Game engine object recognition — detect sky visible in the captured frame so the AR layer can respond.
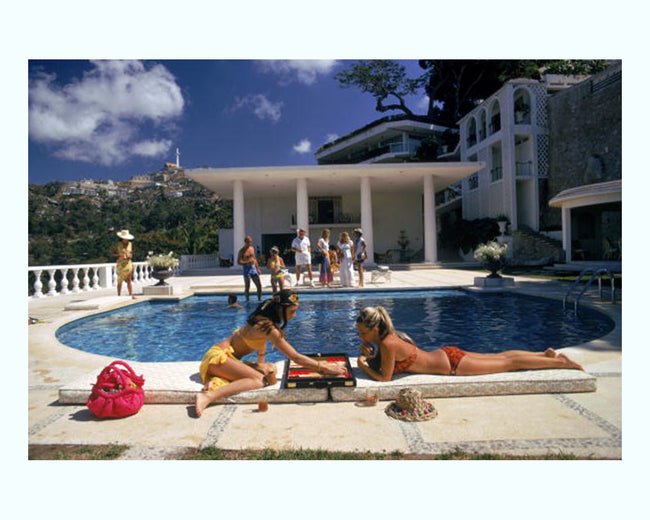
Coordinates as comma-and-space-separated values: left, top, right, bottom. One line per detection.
28, 59, 429, 184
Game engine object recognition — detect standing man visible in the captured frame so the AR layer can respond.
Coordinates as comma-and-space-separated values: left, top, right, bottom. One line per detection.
291, 228, 315, 287
237, 236, 262, 301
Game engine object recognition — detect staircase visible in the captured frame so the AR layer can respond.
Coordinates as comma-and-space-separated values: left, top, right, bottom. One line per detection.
511, 227, 563, 265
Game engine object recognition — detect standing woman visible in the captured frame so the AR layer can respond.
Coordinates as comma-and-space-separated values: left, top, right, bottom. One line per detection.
355, 306, 584, 382
352, 228, 367, 288
336, 231, 355, 287
317, 229, 333, 288
266, 246, 286, 294
195, 290, 346, 417
115, 229, 136, 299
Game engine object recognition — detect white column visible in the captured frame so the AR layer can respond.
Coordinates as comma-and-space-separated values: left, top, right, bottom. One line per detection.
233, 179, 245, 266
561, 206, 572, 262
360, 176, 374, 264
296, 178, 309, 232
423, 174, 438, 263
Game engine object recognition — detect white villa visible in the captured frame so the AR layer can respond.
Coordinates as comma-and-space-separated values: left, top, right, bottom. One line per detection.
186, 64, 621, 268
186, 162, 482, 265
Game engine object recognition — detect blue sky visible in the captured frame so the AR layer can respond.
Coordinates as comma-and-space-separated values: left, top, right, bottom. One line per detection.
28, 59, 429, 184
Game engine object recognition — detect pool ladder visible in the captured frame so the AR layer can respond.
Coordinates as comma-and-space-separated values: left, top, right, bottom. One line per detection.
563, 267, 616, 315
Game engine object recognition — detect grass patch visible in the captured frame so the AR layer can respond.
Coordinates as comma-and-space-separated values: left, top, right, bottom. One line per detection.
28, 444, 605, 460
28, 444, 128, 460
187, 447, 593, 461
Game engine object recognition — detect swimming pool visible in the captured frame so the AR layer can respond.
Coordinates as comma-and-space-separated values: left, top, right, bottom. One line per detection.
56, 290, 614, 363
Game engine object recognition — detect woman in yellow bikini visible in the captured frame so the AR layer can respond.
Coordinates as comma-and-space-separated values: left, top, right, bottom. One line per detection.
355, 306, 583, 382
266, 246, 286, 294
195, 289, 346, 417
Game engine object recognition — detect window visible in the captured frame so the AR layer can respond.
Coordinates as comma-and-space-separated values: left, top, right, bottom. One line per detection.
309, 196, 342, 224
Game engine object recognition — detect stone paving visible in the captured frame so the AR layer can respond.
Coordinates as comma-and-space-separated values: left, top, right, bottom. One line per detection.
27, 267, 622, 459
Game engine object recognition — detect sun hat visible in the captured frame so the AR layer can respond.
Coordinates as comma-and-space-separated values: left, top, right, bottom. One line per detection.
384, 388, 437, 422
116, 229, 134, 240
353, 228, 363, 234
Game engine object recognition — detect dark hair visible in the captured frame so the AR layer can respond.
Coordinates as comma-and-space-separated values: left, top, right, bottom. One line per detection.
247, 289, 298, 333
227, 294, 237, 304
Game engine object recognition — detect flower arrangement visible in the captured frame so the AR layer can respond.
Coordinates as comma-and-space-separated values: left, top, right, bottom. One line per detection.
474, 241, 508, 278
146, 251, 180, 270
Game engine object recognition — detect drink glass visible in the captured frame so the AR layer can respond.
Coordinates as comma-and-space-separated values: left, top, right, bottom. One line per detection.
365, 387, 379, 406
258, 399, 268, 412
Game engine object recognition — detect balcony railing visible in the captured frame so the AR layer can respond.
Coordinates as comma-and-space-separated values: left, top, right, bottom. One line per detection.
516, 161, 534, 176
28, 261, 155, 298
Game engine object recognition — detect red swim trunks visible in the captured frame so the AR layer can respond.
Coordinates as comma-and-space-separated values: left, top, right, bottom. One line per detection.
441, 346, 466, 375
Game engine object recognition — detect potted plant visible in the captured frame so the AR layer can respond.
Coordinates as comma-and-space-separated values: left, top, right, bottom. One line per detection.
474, 241, 508, 278
146, 251, 180, 286
495, 214, 510, 236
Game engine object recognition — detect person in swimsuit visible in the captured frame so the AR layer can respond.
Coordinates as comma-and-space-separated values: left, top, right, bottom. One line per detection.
355, 306, 584, 382
237, 236, 262, 301
115, 229, 136, 299
195, 289, 346, 417
266, 246, 286, 294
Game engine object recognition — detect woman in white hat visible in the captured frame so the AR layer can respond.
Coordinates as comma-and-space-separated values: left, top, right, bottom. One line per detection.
115, 229, 136, 299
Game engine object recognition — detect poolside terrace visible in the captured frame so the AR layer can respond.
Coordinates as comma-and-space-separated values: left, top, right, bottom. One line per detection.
27, 266, 621, 459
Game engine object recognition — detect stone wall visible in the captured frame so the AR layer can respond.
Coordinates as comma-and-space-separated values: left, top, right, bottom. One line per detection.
543, 63, 622, 229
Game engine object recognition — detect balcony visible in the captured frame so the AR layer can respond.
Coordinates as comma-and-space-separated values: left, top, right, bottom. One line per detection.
516, 161, 534, 177
491, 166, 503, 182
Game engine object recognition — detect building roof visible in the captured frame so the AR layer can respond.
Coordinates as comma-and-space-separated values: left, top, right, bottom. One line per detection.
186, 162, 483, 199
548, 179, 621, 209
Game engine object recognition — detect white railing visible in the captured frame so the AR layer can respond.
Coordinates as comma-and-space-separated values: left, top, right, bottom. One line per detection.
179, 254, 223, 271
28, 262, 155, 298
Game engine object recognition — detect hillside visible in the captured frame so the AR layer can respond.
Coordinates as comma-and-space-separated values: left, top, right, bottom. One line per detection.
28, 169, 232, 266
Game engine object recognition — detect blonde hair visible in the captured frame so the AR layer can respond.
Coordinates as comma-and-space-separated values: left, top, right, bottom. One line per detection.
356, 306, 415, 344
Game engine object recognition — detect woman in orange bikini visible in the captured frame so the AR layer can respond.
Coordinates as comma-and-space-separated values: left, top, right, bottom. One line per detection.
355, 306, 583, 382
195, 290, 346, 417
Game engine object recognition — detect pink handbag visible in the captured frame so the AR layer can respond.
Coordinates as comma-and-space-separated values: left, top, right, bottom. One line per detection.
86, 360, 145, 418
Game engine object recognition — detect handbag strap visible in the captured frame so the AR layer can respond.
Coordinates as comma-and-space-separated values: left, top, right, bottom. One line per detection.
98, 360, 144, 387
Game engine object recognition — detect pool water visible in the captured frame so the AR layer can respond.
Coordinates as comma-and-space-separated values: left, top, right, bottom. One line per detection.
56, 290, 614, 363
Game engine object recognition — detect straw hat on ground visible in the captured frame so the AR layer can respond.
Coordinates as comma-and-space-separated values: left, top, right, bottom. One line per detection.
384, 388, 437, 422
116, 229, 134, 240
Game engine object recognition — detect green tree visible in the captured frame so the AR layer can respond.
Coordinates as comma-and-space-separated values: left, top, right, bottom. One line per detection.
335, 59, 610, 127
334, 60, 428, 121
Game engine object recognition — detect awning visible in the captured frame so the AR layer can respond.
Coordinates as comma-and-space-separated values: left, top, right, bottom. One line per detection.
548, 179, 621, 209
186, 162, 484, 198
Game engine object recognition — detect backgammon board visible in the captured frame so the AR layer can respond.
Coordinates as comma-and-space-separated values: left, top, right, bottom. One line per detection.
282, 353, 356, 389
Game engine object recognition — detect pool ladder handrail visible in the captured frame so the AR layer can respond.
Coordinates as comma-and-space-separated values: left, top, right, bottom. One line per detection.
563, 267, 616, 314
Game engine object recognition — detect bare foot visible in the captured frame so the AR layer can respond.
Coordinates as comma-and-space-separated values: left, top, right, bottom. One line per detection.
195, 392, 211, 418
544, 348, 557, 358
558, 353, 584, 371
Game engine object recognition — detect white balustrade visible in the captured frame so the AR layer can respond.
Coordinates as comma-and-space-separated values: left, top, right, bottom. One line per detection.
179, 254, 222, 271
28, 262, 153, 298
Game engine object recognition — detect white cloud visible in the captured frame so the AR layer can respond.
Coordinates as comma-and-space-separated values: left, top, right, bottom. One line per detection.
28, 60, 184, 166
232, 94, 283, 123
258, 60, 340, 85
293, 139, 312, 154
416, 94, 430, 112
132, 139, 173, 157
325, 133, 339, 143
